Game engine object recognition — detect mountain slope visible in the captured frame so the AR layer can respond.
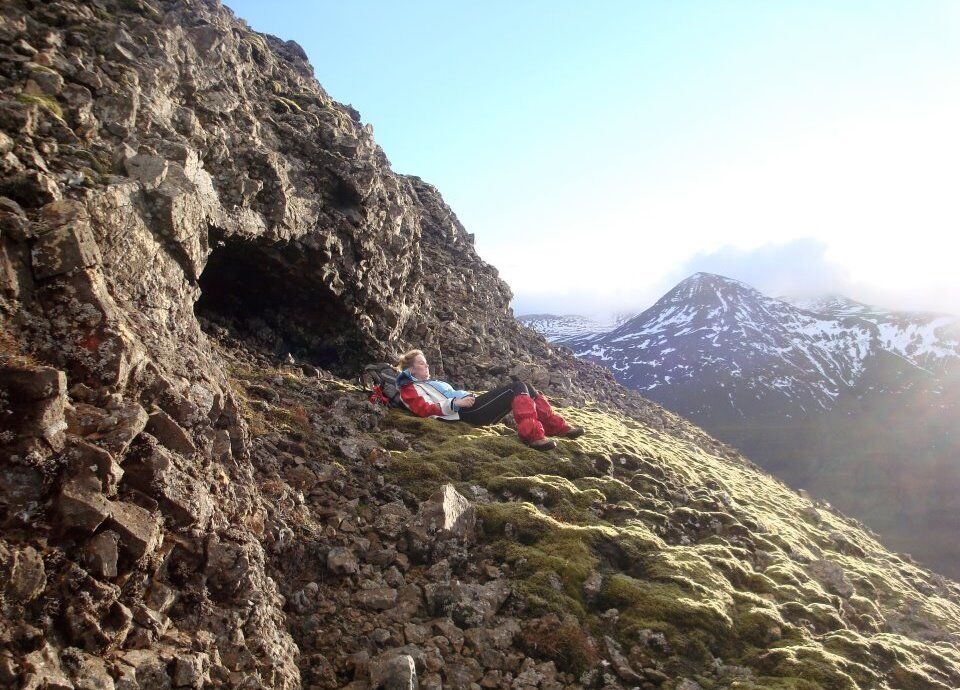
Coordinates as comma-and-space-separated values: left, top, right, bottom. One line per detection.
517, 314, 616, 341
1, 2, 959, 689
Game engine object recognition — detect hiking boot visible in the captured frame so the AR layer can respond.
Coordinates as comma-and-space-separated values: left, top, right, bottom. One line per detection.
560, 425, 585, 439
526, 437, 557, 451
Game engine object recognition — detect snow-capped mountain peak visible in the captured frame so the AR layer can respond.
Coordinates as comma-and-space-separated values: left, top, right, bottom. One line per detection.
551, 274, 960, 422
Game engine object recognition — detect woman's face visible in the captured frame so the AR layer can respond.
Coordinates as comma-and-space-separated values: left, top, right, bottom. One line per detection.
411, 354, 430, 380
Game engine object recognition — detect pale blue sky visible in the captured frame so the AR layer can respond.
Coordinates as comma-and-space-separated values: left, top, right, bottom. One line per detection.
225, 1, 960, 317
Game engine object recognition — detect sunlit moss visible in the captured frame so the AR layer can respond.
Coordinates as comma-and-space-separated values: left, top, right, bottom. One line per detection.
17, 92, 63, 119
365, 392, 960, 686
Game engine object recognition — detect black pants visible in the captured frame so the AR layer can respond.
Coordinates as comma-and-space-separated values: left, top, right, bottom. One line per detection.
458, 380, 538, 426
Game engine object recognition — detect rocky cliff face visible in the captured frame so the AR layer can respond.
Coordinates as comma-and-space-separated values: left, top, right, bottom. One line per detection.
2, 1, 960, 689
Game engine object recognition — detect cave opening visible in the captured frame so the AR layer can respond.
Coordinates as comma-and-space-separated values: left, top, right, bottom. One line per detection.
195, 231, 370, 375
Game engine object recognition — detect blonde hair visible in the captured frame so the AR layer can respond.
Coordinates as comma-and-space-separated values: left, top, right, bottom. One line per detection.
397, 349, 425, 371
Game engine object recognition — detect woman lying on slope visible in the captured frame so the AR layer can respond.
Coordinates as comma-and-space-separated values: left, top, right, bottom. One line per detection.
395, 349, 584, 451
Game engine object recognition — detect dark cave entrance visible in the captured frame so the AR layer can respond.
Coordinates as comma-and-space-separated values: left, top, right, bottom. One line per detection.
195, 231, 370, 375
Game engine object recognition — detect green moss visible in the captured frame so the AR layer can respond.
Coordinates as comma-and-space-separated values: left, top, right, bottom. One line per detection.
16, 93, 63, 119
600, 573, 732, 639
747, 645, 862, 690
732, 604, 786, 647
363, 394, 960, 687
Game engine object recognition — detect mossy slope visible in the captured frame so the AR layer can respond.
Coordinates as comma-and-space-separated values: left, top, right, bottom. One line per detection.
381, 402, 960, 689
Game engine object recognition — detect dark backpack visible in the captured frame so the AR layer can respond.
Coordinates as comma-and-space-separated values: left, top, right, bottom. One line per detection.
359, 363, 403, 407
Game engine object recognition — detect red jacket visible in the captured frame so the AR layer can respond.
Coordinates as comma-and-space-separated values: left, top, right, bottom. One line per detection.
397, 369, 463, 420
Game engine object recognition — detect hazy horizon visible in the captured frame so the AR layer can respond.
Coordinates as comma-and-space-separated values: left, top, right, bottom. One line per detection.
225, 1, 960, 320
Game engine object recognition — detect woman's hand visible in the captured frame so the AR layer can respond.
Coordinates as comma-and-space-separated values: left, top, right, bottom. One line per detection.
457, 395, 477, 408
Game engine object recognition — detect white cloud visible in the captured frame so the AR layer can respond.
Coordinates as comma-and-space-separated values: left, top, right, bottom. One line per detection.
493, 99, 960, 318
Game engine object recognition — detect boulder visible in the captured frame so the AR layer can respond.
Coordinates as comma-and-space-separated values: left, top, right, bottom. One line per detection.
122, 437, 212, 528
808, 559, 855, 599
355, 587, 398, 611
604, 635, 643, 684
0, 365, 68, 451
105, 501, 162, 560
1, 542, 46, 604
63, 439, 123, 496
408, 484, 475, 557
369, 652, 418, 690
58, 476, 111, 534
31, 200, 101, 280
20, 643, 73, 690
123, 153, 169, 190
327, 546, 359, 575
172, 652, 210, 688
145, 409, 197, 455
83, 530, 119, 579
65, 651, 115, 690
66, 400, 148, 457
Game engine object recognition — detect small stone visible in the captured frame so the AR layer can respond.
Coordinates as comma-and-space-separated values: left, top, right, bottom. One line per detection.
404, 622, 430, 645
583, 571, 603, 602
676, 680, 703, 690
327, 546, 359, 575
355, 587, 397, 611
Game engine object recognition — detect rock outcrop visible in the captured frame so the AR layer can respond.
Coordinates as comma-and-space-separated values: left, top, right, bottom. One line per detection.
1, 1, 959, 689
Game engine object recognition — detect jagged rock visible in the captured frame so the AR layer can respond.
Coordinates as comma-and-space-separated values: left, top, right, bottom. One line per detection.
62, 567, 133, 651
443, 658, 483, 689
643, 667, 670, 685
407, 485, 475, 558
145, 409, 197, 455
83, 530, 119, 578
0, 364, 68, 452
1, 542, 45, 604
172, 652, 210, 688
676, 680, 703, 690
122, 436, 211, 528
403, 622, 430, 645
66, 401, 149, 457
355, 587, 398, 611
453, 580, 510, 627
604, 635, 643, 684
117, 649, 171, 690
369, 652, 418, 690
58, 476, 111, 534
63, 650, 115, 690
31, 200, 102, 280
0, 169, 61, 207
584, 570, 603, 602
105, 500, 162, 560
375, 501, 412, 540
327, 546, 359, 575
20, 643, 73, 690
808, 558, 856, 598
63, 439, 123, 496
145, 580, 177, 614
124, 153, 169, 190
